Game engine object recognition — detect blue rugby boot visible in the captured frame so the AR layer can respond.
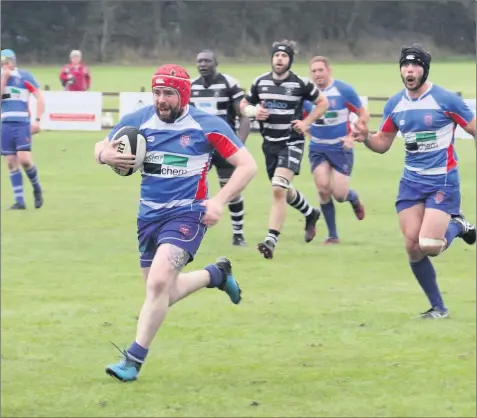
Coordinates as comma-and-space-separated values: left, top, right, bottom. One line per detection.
216, 257, 242, 304
105, 343, 142, 382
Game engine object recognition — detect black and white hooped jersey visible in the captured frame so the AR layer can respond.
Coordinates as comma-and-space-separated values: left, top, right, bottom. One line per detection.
190, 73, 244, 131
245, 71, 319, 143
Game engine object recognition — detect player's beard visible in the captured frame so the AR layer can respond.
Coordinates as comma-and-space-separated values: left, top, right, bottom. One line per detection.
272, 63, 288, 76
402, 74, 422, 91
156, 103, 182, 123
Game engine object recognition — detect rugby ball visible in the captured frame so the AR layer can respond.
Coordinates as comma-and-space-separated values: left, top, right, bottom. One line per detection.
111, 126, 147, 176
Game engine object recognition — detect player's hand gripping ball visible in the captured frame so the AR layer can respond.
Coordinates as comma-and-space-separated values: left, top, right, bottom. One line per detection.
111, 126, 147, 176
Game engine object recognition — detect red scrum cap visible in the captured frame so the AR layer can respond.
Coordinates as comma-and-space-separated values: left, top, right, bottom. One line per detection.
151, 64, 191, 109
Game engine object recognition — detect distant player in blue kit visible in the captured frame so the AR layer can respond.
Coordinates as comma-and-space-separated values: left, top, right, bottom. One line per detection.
93, 64, 257, 382
303, 56, 368, 244
1, 49, 45, 209
353, 45, 476, 319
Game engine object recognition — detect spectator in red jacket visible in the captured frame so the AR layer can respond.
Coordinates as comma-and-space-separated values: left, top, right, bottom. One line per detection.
59, 50, 91, 91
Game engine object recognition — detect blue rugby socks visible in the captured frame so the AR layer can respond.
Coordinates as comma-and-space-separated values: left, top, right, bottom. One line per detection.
346, 189, 358, 203
320, 200, 338, 239
205, 263, 224, 288
127, 341, 148, 364
444, 220, 463, 251
410, 256, 446, 311
25, 165, 42, 193
9, 170, 25, 207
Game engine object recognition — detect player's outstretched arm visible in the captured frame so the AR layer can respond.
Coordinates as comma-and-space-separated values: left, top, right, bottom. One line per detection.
465, 117, 476, 142
292, 93, 328, 135
355, 98, 398, 154
201, 141, 257, 227
203, 125, 257, 226
354, 106, 370, 133
361, 130, 397, 154
31, 88, 45, 129
455, 116, 475, 143
305, 94, 328, 127
216, 147, 257, 205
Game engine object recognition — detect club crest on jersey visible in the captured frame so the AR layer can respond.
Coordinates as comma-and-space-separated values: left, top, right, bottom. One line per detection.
179, 135, 191, 147
424, 114, 433, 126
435, 191, 445, 204
285, 87, 294, 96
179, 224, 191, 237
213, 90, 221, 98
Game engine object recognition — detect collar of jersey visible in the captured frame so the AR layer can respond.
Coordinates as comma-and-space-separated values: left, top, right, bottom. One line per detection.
175, 104, 190, 123
405, 83, 433, 102
319, 79, 335, 93
201, 73, 219, 88
271, 70, 293, 84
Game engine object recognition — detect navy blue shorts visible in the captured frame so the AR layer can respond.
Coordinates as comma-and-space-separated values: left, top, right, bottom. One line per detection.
1, 122, 32, 155
137, 211, 207, 268
309, 148, 354, 176
395, 177, 460, 215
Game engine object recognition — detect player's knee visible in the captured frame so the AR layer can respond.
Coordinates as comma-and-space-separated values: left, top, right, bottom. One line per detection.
405, 238, 422, 258
18, 153, 32, 169
318, 190, 332, 203
314, 176, 330, 192
419, 237, 446, 257
332, 191, 347, 203
146, 273, 173, 296
5, 156, 19, 171
271, 176, 290, 199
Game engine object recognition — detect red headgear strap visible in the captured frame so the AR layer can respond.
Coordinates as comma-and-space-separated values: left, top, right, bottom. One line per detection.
151, 64, 191, 109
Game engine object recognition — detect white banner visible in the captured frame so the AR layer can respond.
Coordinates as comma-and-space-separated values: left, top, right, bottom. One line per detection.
119, 92, 153, 120
29, 91, 103, 131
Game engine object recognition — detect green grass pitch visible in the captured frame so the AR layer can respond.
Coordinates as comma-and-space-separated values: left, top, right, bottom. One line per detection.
1, 62, 475, 417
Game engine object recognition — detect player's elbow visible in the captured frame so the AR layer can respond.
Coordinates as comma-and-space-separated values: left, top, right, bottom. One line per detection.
234, 150, 258, 177
464, 119, 476, 138
34, 89, 45, 102
239, 98, 250, 113
241, 154, 258, 177
239, 114, 250, 124
358, 108, 370, 122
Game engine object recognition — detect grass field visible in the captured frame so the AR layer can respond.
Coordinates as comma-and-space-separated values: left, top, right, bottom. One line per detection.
1, 63, 476, 418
